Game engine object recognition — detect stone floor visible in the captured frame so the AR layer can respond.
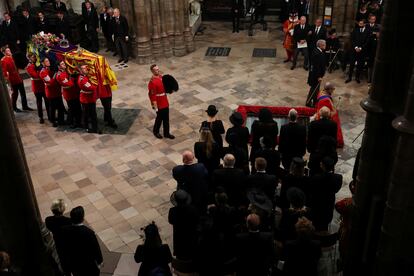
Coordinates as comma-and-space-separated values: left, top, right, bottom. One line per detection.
15, 21, 368, 275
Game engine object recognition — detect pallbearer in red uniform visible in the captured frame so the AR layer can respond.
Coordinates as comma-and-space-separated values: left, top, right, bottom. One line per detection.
99, 84, 117, 128
40, 58, 65, 127
1, 47, 33, 112
26, 53, 49, 123
148, 64, 175, 139
77, 64, 99, 133
56, 60, 82, 128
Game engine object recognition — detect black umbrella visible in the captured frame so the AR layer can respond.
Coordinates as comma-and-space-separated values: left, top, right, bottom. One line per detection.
162, 74, 179, 94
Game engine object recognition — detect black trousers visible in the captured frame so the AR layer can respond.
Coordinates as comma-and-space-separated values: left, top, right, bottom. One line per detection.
11, 83, 28, 109
82, 102, 98, 131
67, 98, 82, 126
232, 15, 240, 32
348, 51, 366, 80
306, 81, 320, 107
35, 92, 50, 120
100, 97, 114, 123
49, 97, 66, 124
292, 47, 309, 68
153, 107, 170, 136
115, 37, 128, 60
104, 32, 115, 51
87, 29, 99, 52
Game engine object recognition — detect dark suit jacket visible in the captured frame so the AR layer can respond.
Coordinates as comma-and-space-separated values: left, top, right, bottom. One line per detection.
293, 23, 311, 44
172, 163, 209, 212
307, 118, 337, 153
112, 15, 129, 38
54, 2, 67, 12
236, 231, 276, 276
37, 18, 51, 33
279, 122, 307, 159
309, 24, 327, 48
61, 224, 103, 274
283, 239, 321, 276
225, 125, 250, 153
19, 15, 37, 42
1, 19, 20, 45
246, 172, 278, 202
351, 26, 369, 51
212, 167, 246, 205
83, 8, 99, 30
250, 120, 279, 151
55, 17, 71, 39
366, 23, 380, 58
82, 1, 96, 18
194, 141, 221, 174
308, 48, 327, 86
250, 148, 281, 177
134, 244, 173, 276
100, 13, 113, 36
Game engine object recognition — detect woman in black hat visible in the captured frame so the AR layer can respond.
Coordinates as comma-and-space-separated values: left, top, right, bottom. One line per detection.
134, 222, 173, 276
200, 105, 225, 149
225, 111, 250, 155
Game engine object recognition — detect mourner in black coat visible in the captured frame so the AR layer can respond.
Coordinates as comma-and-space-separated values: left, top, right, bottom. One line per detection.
112, 9, 129, 63
83, 2, 99, 52
246, 157, 278, 205
346, 19, 369, 84
19, 10, 37, 45
55, 12, 71, 40
306, 40, 327, 106
36, 12, 52, 34
1, 13, 20, 51
307, 107, 337, 154
279, 109, 307, 169
309, 18, 327, 51
232, 0, 243, 33
53, 0, 67, 13
225, 112, 250, 154
366, 15, 380, 83
292, 16, 312, 70
100, 8, 115, 51
250, 108, 278, 155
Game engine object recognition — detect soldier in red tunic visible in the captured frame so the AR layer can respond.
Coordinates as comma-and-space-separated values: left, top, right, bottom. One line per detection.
40, 58, 66, 127
77, 64, 99, 133
26, 53, 49, 124
99, 84, 117, 128
56, 60, 82, 128
1, 47, 33, 112
148, 64, 174, 139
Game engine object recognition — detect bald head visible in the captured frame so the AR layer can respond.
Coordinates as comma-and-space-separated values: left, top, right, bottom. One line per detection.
319, 106, 331, 119
223, 154, 235, 168
246, 213, 261, 231
182, 151, 194, 165
324, 82, 335, 95
288, 108, 298, 122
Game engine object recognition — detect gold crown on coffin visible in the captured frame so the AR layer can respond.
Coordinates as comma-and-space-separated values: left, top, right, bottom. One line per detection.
59, 38, 69, 48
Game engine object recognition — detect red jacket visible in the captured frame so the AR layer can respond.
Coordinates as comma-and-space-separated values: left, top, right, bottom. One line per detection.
40, 67, 61, 99
55, 70, 80, 101
1, 56, 22, 85
148, 75, 169, 110
26, 63, 45, 94
77, 74, 97, 104
99, 84, 112, 99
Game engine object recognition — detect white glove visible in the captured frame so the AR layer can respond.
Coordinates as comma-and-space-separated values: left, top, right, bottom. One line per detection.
125, 36, 129, 41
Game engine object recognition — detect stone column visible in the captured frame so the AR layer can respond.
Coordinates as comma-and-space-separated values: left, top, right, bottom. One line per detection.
150, 0, 163, 57
182, 0, 195, 53
135, 0, 152, 64
119, 0, 136, 36
164, 0, 176, 46
159, 0, 173, 57
0, 66, 57, 275
172, 0, 186, 56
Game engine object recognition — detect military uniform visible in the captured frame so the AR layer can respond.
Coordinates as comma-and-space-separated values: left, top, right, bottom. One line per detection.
40, 67, 65, 126
26, 62, 49, 122
148, 75, 171, 138
56, 70, 81, 127
77, 74, 98, 132
99, 85, 117, 128
1, 55, 29, 111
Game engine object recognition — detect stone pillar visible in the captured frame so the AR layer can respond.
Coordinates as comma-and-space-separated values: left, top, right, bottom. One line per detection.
118, 0, 136, 36
183, 0, 195, 53
135, 0, 152, 64
159, 0, 173, 57
0, 1, 8, 14
0, 66, 57, 275
345, 0, 414, 274
150, 0, 163, 57
172, 0, 186, 56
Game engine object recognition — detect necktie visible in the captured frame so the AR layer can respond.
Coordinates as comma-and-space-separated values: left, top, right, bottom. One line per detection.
301, 25, 304, 30
360, 28, 363, 33
316, 27, 319, 34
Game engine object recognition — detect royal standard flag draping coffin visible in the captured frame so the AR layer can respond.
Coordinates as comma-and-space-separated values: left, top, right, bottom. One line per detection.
64, 49, 118, 98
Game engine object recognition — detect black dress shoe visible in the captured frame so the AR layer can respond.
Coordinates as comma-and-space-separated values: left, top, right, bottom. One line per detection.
39, 118, 45, 124
356, 79, 361, 84
107, 121, 118, 129
290, 65, 295, 70
123, 59, 128, 63
164, 134, 175, 139
283, 59, 290, 63
117, 58, 124, 63
87, 128, 102, 134
303, 67, 309, 71
113, 52, 118, 57
23, 106, 34, 111
154, 133, 163, 139
345, 78, 352, 83
14, 108, 22, 113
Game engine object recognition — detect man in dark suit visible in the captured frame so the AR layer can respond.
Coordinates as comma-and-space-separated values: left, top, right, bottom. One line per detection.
19, 9, 37, 51
346, 19, 369, 84
307, 106, 337, 153
112, 8, 129, 63
172, 151, 209, 214
61, 206, 103, 276
100, 7, 115, 52
53, 0, 67, 13
82, 0, 95, 17
292, 16, 312, 70
366, 15, 380, 83
309, 18, 327, 54
236, 214, 276, 276
212, 154, 246, 206
232, 0, 243, 33
306, 39, 327, 107
310, 157, 342, 231
55, 11, 71, 40
36, 11, 52, 33
1, 12, 20, 52
246, 157, 278, 205
83, 1, 99, 52
279, 108, 307, 169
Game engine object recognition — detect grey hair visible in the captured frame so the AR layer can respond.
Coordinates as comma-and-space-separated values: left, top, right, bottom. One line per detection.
288, 108, 298, 122
223, 154, 235, 168
317, 39, 326, 48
